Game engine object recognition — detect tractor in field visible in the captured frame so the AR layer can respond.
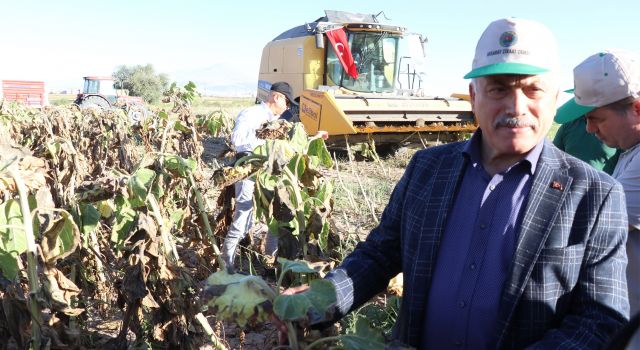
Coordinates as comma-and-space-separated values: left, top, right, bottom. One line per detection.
74, 76, 149, 122
257, 10, 476, 149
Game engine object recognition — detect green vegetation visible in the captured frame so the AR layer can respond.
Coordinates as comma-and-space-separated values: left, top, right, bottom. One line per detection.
48, 92, 254, 118
113, 64, 170, 103
0, 89, 397, 349
0, 89, 225, 349
547, 122, 561, 142
48, 93, 76, 106
189, 95, 254, 116
1, 88, 567, 349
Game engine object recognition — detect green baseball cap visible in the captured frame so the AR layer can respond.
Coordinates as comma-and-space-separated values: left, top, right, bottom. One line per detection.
555, 50, 640, 124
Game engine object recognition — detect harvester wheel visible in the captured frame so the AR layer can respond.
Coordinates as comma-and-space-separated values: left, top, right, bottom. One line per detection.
79, 95, 110, 110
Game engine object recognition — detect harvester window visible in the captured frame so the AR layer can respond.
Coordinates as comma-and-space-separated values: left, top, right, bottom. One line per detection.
326, 31, 399, 93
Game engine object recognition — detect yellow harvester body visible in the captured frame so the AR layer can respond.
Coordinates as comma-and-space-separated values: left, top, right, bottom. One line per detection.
257, 10, 476, 147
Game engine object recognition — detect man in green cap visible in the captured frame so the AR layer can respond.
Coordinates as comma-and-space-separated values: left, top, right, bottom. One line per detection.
553, 109, 620, 174
555, 49, 640, 349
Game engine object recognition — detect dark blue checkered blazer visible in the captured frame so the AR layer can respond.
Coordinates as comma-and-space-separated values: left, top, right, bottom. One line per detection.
326, 139, 629, 349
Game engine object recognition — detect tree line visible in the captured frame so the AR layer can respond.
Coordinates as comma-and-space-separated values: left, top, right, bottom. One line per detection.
113, 64, 169, 103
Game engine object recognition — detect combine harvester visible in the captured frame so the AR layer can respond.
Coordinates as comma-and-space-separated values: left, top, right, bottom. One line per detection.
257, 10, 476, 149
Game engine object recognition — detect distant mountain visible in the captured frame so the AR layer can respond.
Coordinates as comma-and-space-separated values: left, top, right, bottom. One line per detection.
168, 63, 257, 97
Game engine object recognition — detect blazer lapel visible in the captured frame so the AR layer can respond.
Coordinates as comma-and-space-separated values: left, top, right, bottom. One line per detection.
494, 147, 572, 347
404, 149, 467, 345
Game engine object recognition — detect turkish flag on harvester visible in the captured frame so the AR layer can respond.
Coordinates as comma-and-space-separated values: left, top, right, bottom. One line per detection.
325, 28, 358, 79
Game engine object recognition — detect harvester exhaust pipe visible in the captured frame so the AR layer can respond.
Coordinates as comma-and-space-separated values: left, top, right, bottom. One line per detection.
315, 32, 324, 49
306, 22, 325, 49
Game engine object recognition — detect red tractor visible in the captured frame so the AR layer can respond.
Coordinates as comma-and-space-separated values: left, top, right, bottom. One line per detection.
74, 76, 148, 122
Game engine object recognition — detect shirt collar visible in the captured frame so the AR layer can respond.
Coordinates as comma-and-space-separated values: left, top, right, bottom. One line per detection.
463, 129, 544, 175
622, 141, 640, 156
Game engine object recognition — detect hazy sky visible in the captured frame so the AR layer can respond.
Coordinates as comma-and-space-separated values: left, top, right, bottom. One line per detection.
1, 0, 639, 96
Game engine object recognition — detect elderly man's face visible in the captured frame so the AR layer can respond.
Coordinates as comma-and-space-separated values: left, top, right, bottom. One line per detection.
470, 74, 558, 159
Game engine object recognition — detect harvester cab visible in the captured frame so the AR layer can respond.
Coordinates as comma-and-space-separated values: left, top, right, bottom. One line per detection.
75, 76, 148, 122
257, 10, 476, 148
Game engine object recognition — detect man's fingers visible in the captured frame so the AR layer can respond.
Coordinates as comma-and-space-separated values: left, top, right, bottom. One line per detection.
281, 284, 309, 295
311, 130, 329, 140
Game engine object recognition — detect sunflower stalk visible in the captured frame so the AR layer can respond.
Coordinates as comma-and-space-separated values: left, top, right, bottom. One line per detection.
194, 312, 228, 350
7, 165, 42, 350
187, 170, 225, 268
147, 193, 180, 263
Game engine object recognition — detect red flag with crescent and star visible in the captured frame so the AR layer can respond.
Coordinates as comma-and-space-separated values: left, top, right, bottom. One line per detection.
325, 28, 358, 79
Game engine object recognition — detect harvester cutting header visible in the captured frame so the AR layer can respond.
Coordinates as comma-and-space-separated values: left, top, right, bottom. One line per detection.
257, 10, 476, 148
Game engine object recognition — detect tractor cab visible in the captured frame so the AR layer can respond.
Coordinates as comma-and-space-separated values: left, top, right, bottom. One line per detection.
80, 76, 119, 105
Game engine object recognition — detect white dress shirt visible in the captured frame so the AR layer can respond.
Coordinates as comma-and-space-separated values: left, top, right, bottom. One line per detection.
231, 102, 279, 153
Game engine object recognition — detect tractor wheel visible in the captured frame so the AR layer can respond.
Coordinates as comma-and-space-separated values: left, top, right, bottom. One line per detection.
79, 95, 110, 109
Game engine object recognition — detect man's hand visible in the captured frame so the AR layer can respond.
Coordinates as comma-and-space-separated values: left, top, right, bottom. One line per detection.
281, 284, 310, 295
311, 130, 329, 140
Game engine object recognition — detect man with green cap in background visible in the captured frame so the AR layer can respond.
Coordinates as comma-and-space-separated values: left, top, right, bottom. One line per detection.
553, 98, 620, 174
555, 49, 640, 349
